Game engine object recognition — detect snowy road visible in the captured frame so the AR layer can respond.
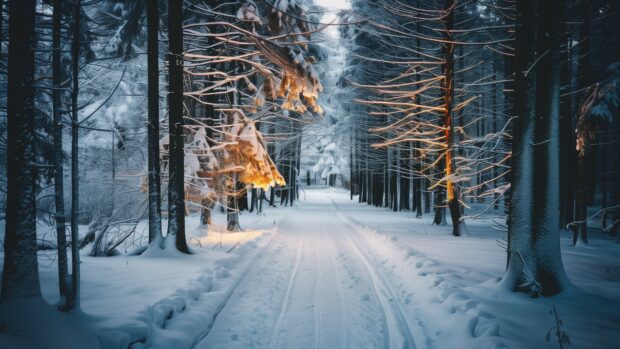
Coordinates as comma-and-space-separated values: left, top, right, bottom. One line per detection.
196, 190, 429, 349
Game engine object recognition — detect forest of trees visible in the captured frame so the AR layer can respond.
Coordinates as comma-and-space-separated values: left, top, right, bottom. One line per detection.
0, 0, 619, 340
339, 0, 620, 295
0, 0, 326, 310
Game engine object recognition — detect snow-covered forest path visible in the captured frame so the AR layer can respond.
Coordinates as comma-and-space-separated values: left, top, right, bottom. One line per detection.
196, 190, 430, 349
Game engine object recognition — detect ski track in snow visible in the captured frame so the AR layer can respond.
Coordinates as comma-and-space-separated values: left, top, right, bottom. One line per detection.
269, 228, 304, 349
196, 191, 431, 349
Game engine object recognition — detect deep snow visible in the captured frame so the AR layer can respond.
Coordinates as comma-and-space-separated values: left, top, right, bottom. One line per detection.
1, 188, 619, 349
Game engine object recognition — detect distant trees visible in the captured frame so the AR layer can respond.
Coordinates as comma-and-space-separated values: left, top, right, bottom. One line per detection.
342, 0, 511, 233
0, 0, 324, 304
341, 0, 619, 296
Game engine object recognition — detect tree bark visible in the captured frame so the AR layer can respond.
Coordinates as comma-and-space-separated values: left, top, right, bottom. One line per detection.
503, 0, 538, 295
68, 0, 81, 310
573, 0, 591, 246
441, 0, 461, 236
1, 0, 40, 303
533, 0, 569, 294
504, 0, 569, 297
146, 0, 162, 247
52, 0, 70, 310
166, 0, 189, 253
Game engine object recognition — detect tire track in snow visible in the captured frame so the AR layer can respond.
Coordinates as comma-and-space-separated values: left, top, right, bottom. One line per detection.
337, 219, 416, 349
188, 233, 277, 349
327, 195, 428, 349
269, 231, 304, 349
321, 221, 350, 349
313, 227, 321, 349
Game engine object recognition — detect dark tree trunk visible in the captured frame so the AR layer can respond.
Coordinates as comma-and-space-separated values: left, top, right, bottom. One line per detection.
52, 0, 70, 310
1, 0, 40, 303
433, 187, 444, 225
250, 188, 258, 213
558, 1, 575, 228
424, 177, 431, 214
504, 0, 569, 297
532, 0, 568, 294
493, 63, 500, 210
383, 162, 388, 207
68, 0, 81, 310
166, 0, 189, 253
441, 0, 461, 236
146, 0, 162, 247
415, 2, 423, 219
573, 0, 590, 245
504, 0, 538, 294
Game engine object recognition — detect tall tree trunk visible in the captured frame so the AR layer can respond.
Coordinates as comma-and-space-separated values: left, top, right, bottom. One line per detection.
146, 0, 162, 247
1, 0, 40, 303
415, 0, 423, 219
227, 78, 242, 231
52, 0, 70, 310
504, 0, 569, 296
68, 0, 81, 310
559, 2, 575, 228
166, 0, 189, 253
492, 62, 499, 209
442, 0, 461, 236
503, 0, 538, 295
533, 0, 569, 294
573, 0, 590, 245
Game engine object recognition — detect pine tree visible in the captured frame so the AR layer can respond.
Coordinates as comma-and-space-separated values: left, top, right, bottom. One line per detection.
146, 0, 163, 248
166, 0, 190, 253
1, 0, 40, 303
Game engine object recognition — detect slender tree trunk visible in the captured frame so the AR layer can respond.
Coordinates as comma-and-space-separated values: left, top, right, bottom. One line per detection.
250, 187, 257, 212
146, 0, 162, 247
573, 0, 590, 245
68, 0, 81, 310
415, 143, 423, 218
350, 130, 354, 199
227, 79, 242, 230
166, 0, 189, 252
227, 174, 241, 231
424, 176, 431, 214
442, 0, 460, 236
493, 63, 500, 210
1, 0, 40, 303
415, 0, 423, 219
52, 0, 70, 310
384, 156, 389, 207
559, 4, 575, 228
266, 124, 276, 207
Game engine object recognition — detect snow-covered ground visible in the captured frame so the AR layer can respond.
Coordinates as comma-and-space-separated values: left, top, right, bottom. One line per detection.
1, 188, 619, 349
